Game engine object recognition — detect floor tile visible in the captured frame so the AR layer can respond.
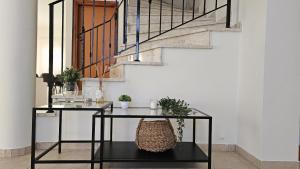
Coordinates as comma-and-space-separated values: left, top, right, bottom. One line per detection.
0, 149, 258, 169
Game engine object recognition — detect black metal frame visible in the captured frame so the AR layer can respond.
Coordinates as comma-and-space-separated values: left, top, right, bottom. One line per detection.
30, 102, 113, 169
91, 108, 213, 169
31, 104, 212, 169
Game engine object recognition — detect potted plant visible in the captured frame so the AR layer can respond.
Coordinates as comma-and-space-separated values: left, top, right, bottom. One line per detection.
61, 67, 81, 102
158, 97, 192, 141
118, 94, 132, 109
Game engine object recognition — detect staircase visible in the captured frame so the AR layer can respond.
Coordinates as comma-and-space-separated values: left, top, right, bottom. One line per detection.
108, 0, 233, 80
47, 0, 237, 103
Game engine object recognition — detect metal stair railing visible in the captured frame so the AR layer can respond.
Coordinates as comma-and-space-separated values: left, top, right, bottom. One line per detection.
45, 0, 231, 105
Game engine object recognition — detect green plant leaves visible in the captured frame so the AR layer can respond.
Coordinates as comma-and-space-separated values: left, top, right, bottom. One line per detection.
119, 94, 132, 102
61, 67, 81, 83
158, 97, 192, 142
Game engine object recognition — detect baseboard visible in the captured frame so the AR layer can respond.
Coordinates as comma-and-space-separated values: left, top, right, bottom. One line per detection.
0, 146, 31, 158
236, 145, 299, 169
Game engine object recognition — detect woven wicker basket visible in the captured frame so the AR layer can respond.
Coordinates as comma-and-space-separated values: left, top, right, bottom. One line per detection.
135, 118, 177, 152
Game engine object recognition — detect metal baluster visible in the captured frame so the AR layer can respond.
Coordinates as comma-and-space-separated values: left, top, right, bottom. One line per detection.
81, 4, 85, 76
182, 0, 185, 23
203, 0, 206, 14
215, 0, 218, 9
135, 0, 141, 61
61, 0, 64, 74
96, 27, 99, 77
226, 0, 231, 28
159, 0, 162, 34
89, 31, 92, 77
102, 0, 107, 73
91, 0, 96, 77
171, 0, 173, 29
148, 0, 152, 39
192, 0, 195, 19
109, 21, 112, 66
114, 0, 118, 55
48, 4, 54, 106
123, 0, 128, 46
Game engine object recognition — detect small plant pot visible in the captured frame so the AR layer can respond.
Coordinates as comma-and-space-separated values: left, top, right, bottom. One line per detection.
120, 101, 130, 109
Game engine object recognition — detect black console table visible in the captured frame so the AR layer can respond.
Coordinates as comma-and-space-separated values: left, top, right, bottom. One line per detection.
31, 102, 212, 169
31, 101, 113, 169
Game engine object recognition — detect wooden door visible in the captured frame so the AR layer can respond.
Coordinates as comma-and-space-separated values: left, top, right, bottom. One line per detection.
72, 0, 117, 78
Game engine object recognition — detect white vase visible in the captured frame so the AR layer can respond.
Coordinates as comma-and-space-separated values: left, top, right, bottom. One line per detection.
120, 101, 130, 109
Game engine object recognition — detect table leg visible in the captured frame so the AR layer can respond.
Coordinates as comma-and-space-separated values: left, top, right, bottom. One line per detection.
100, 109, 105, 169
110, 117, 113, 142
193, 119, 196, 144
208, 118, 212, 169
31, 109, 36, 169
58, 110, 62, 153
110, 103, 113, 142
91, 114, 96, 169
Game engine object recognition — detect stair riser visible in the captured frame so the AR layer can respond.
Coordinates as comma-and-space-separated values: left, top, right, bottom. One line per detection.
127, 15, 212, 24
127, 19, 215, 34
128, 0, 174, 8
116, 48, 162, 63
119, 31, 210, 52
127, 9, 195, 16
127, 6, 195, 14
128, 4, 192, 12
125, 25, 218, 45
109, 64, 124, 79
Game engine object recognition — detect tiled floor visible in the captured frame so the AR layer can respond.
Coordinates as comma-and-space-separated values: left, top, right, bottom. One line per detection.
0, 149, 258, 169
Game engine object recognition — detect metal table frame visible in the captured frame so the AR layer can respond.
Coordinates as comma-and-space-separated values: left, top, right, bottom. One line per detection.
31, 104, 212, 169
31, 102, 113, 169
92, 108, 212, 169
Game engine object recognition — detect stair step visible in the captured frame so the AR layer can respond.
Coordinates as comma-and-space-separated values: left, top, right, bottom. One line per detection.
128, 4, 192, 12
82, 77, 125, 83
109, 64, 125, 79
127, 6, 196, 15
127, 18, 216, 34
118, 30, 211, 58
128, 0, 176, 9
124, 22, 224, 46
127, 14, 213, 24
116, 47, 163, 63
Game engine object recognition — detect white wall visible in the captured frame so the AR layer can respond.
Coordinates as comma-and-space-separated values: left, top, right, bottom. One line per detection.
237, 0, 267, 159
0, 0, 37, 149
237, 0, 300, 162
37, 31, 240, 144
261, 0, 300, 161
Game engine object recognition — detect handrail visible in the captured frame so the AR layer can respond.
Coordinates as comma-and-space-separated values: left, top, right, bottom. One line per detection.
49, 0, 64, 6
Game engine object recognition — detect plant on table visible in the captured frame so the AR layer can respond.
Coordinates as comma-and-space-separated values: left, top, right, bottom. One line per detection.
61, 67, 81, 101
158, 97, 192, 142
119, 94, 132, 109
61, 67, 81, 83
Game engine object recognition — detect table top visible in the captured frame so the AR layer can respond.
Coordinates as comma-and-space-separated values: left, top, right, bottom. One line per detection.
34, 101, 113, 111
100, 107, 211, 119
34, 102, 211, 119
